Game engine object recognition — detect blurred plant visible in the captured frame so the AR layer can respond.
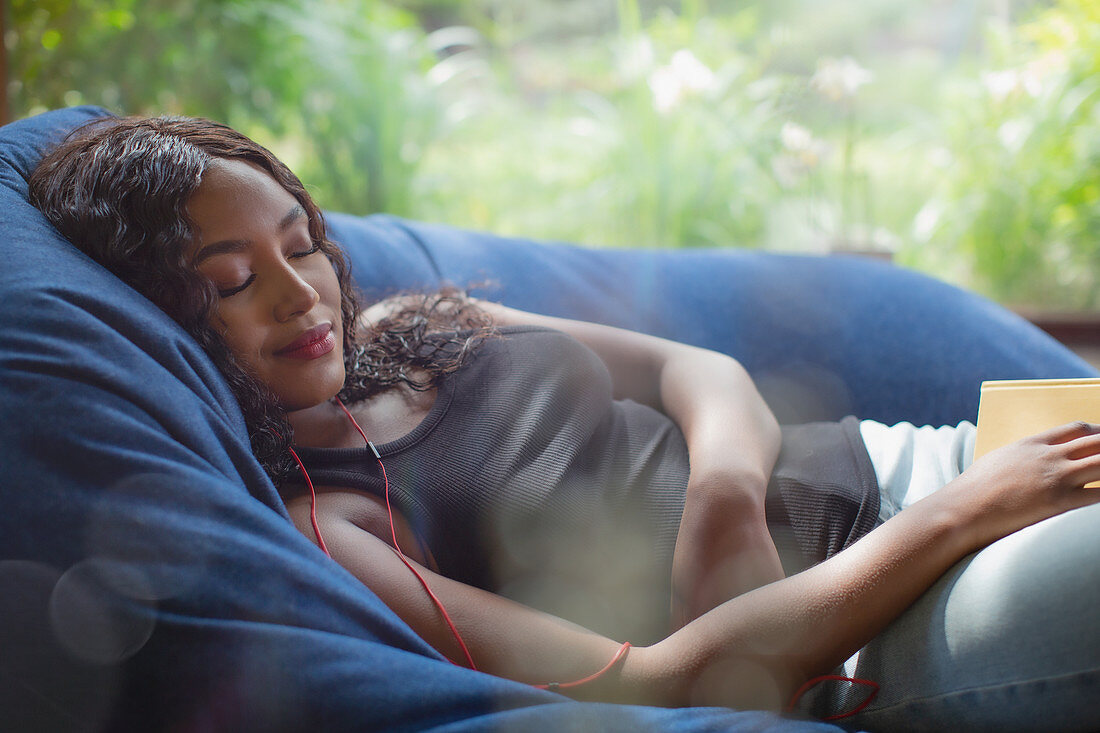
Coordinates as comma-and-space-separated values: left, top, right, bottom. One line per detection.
772, 122, 829, 187
10, 0, 443, 216
414, 2, 793, 249
594, 18, 786, 249
14, 0, 1100, 310
647, 49, 719, 114
917, 0, 1100, 309
11, 0, 305, 126
750, 53, 893, 257
810, 55, 877, 252
272, 2, 442, 216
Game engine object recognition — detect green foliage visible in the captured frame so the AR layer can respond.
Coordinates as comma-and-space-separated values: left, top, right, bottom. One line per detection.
917, 0, 1100, 308
410, 2, 907, 252
13, 0, 303, 127
264, 3, 441, 216
11, 0, 1100, 308
10, 0, 441, 216
412, 7, 789, 247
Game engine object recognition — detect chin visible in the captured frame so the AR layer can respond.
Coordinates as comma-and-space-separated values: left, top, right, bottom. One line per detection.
276, 366, 346, 412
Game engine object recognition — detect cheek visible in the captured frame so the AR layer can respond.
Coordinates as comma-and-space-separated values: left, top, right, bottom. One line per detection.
213, 309, 265, 364
318, 261, 344, 318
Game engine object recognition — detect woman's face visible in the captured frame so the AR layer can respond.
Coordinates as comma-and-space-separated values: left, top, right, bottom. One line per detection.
186, 159, 345, 412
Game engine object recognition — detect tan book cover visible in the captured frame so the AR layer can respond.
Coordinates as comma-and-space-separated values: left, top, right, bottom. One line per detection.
974, 377, 1100, 460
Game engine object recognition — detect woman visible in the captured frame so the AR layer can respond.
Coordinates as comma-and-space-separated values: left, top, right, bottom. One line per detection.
29, 115, 1100, 725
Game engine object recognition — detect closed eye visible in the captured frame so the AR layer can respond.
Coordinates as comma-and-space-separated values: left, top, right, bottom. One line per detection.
216, 242, 319, 298
218, 274, 256, 298
289, 243, 321, 259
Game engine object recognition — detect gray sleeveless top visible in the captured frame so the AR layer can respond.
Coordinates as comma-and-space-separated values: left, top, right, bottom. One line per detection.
292, 326, 878, 643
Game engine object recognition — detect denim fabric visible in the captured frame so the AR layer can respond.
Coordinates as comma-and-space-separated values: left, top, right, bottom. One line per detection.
844, 502, 1100, 732
805, 423, 1099, 731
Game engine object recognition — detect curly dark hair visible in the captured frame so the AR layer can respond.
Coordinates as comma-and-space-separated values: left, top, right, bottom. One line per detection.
29, 115, 493, 483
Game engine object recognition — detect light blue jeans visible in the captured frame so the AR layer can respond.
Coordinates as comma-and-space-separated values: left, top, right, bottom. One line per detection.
801, 421, 1100, 732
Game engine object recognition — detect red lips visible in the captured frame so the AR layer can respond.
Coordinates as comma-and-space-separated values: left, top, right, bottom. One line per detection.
275, 323, 336, 360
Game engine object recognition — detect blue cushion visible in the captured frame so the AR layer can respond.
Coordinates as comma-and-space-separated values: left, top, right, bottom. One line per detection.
1, 107, 849, 730
328, 215, 1096, 427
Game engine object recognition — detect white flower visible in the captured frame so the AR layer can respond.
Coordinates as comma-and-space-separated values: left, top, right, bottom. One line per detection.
648, 49, 717, 113
772, 122, 829, 187
669, 49, 717, 93
780, 122, 813, 152
649, 66, 683, 113
811, 56, 873, 102
912, 200, 943, 242
1018, 64, 1045, 98
998, 119, 1031, 152
982, 53, 1063, 104
777, 121, 829, 174
981, 69, 1022, 102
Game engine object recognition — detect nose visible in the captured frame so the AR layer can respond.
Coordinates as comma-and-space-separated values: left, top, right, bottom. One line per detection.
272, 264, 320, 323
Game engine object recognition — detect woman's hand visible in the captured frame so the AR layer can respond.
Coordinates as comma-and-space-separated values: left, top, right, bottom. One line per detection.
930, 421, 1100, 551
648, 423, 1100, 710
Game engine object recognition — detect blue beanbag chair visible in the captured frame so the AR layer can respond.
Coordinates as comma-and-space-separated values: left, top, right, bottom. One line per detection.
1, 106, 1091, 732
325, 213, 1096, 428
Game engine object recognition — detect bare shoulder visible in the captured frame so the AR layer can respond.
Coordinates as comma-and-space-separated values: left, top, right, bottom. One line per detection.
284, 486, 435, 568
285, 486, 386, 530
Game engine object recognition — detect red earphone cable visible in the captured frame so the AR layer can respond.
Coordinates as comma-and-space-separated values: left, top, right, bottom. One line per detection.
287, 445, 330, 557
785, 674, 880, 720
332, 397, 478, 671
532, 641, 632, 691
294, 398, 637, 688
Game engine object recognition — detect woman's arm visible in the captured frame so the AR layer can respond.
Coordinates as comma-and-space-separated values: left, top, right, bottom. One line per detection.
286, 488, 636, 690
360, 295, 784, 619
645, 421, 1100, 707
365, 294, 787, 620
294, 408, 1100, 711
474, 301, 786, 625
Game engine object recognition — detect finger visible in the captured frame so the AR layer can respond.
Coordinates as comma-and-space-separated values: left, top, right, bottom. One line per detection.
1067, 478, 1100, 512
1062, 431, 1100, 460
1038, 421, 1100, 445
1064, 453, 1100, 492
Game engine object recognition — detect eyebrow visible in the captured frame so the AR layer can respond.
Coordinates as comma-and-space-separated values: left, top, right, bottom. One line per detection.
193, 204, 307, 265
